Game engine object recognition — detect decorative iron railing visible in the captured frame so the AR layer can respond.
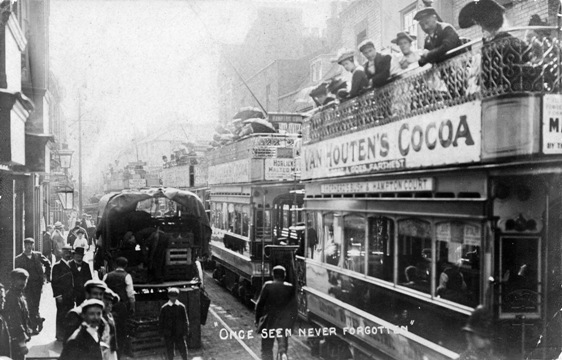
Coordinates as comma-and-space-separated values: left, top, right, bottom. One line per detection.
305, 28, 561, 144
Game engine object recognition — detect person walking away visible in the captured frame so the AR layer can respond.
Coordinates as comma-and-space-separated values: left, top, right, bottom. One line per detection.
70, 247, 93, 306
52, 222, 66, 262
0, 283, 12, 358
64, 280, 107, 341
73, 228, 89, 251
14, 237, 51, 334
101, 289, 119, 360
103, 257, 135, 358
42, 225, 55, 266
255, 265, 298, 360
159, 288, 189, 360
4, 269, 32, 360
457, 305, 502, 360
52, 245, 74, 341
67, 221, 88, 249
59, 299, 105, 360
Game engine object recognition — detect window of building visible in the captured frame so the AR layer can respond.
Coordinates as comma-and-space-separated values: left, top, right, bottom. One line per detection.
401, 3, 418, 49
311, 61, 322, 83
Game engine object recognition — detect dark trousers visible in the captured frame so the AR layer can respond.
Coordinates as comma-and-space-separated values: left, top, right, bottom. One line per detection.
24, 281, 43, 329
261, 335, 288, 360
112, 302, 130, 356
164, 336, 187, 360
56, 298, 74, 340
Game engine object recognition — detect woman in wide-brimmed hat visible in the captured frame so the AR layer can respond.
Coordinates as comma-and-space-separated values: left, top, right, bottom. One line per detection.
390, 31, 420, 73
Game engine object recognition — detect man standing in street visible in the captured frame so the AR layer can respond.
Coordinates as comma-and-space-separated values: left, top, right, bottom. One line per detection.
52, 222, 66, 262
14, 237, 51, 334
415, 7, 462, 66
255, 265, 298, 360
51, 245, 74, 341
4, 269, 32, 360
104, 257, 135, 358
42, 225, 54, 266
0, 283, 12, 358
159, 288, 189, 360
70, 247, 92, 305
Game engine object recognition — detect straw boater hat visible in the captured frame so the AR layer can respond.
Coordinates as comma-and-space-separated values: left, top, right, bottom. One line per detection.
414, 7, 442, 22
458, 0, 505, 29
54, 221, 63, 229
23, 237, 35, 244
391, 31, 417, 44
84, 279, 107, 292
358, 39, 375, 52
81, 299, 105, 311
332, 49, 355, 64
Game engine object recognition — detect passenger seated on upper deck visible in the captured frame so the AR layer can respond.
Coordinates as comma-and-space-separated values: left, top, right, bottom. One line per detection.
309, 82, 336, 108
415, 7, 463, 66
459, 0, 531, 92
403, 248, 431, 290
389, 31, 420, 76
332, 49, 369, 101
357, 39, 392, 88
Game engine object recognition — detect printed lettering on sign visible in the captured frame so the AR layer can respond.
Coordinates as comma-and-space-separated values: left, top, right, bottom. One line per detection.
208, 159, 250, 184
542, 94, 562, 154
303, 101, 481, 180
320, 178, 433, 194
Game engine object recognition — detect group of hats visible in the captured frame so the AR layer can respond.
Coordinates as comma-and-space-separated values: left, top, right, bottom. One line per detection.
413, 0, 507, 30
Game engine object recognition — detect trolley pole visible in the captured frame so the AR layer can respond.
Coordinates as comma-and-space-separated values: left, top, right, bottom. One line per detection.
78, 93, 83, 218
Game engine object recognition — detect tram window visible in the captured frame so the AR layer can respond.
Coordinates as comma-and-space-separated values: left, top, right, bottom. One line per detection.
283, 204, 290, 229
242, 205, 250, 237
305, 212, 320, 260
256, 207, 272, 239
323, 213, 338, 265
398, 218, 432, 295
367, 216, 394, 282
342, 214, 366, 273
500, 236, 541, 317
435, 221, 481, 307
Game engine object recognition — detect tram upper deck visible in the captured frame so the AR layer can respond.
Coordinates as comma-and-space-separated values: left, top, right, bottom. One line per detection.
302, 27, 562, 181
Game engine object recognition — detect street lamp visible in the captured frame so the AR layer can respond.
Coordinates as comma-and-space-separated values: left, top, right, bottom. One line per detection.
58, 149, 74, 170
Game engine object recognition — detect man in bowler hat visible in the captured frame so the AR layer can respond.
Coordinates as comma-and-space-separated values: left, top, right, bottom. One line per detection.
255, 265, 298, 360
415, 7, 463, 66
14, 237, 51, 334
70, 246, 92, 305
52, 244, 74, 341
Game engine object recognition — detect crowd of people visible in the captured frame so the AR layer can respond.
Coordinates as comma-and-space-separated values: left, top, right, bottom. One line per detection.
309, 1, 554, 112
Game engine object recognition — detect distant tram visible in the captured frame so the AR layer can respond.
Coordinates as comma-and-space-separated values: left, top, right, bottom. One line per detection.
297, 28, 562, 360
207, 113, 305, 304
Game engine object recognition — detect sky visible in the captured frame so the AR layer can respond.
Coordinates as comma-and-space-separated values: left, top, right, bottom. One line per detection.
49, 0, 331, 187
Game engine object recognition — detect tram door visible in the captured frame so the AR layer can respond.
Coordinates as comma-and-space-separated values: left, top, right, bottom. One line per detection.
266, 245, 299, 287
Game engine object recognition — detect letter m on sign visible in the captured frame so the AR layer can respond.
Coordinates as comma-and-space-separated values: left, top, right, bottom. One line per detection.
550, 118, 560, 132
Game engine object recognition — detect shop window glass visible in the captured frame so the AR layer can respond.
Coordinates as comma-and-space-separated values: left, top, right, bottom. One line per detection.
398, 218, 432, 295
368, 216, 394, 282
343, 214, 366, 273
500, 236, 541, 318
435, 221, 482, 307
323, 213, 338, 265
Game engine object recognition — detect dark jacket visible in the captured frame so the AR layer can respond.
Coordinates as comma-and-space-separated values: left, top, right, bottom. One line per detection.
105, 269, 129, 307
4, 288, 31, 344
0, 314, 11, 357
69, 260, 92, 305
51, 260, 74, 301
159, 301, 189, 339
14, 251, 51, 284
348, 67, 369, 98
363, 53, 392, 88
59, 324, 103, 360
419, 22, 462, 66
42, 231, 53, 257
255, 280, 297, 330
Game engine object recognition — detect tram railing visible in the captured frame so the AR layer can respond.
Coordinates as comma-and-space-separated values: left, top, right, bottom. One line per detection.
304, 27, 561, 145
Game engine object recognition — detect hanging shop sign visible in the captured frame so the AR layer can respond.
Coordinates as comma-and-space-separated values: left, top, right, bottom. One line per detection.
303, 101, 481, 180
542, 94, 562, 154
320, 177, 433, 194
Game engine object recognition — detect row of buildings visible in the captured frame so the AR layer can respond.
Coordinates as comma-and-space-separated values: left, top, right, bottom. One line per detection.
0, 0, 77, 283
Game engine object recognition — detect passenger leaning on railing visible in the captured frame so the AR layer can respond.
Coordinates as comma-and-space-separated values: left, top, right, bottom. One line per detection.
357, 39, 392, 89
415, 7, 463, 66
332, 49, 369, 101
389, 31, 420, 75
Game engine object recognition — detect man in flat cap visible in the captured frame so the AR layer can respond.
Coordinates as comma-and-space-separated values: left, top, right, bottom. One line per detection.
64, 279, 107, 341
59, 299, 105, 360
14, 237, 51, 335
255, 265, 297, 360
4, 269, 32, 360
415, 7, 462, 66
333, 49, 369, 101
70, 247, 93, 306
159, 287, 189, 360
51, 244, 74, 341
457, 305, 499, 360
358, 39, 392, 88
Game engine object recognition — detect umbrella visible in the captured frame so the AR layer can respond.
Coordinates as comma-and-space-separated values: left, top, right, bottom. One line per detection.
243, 118, 276, 133
458, 0, 505, 29
233, 106, 265, 121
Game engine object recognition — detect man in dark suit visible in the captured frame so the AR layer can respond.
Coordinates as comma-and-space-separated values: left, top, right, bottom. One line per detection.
0, 283, 12, 358
70, 247, 92, 305
415, 7, 463, 66
159, 288, 189, 360
358, 39, 392, 88
14, 237, 51, 334
4, 269, 32, 360
52, 245, 74, 341
255, 265, 298, 360
59, 299, 104, 360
